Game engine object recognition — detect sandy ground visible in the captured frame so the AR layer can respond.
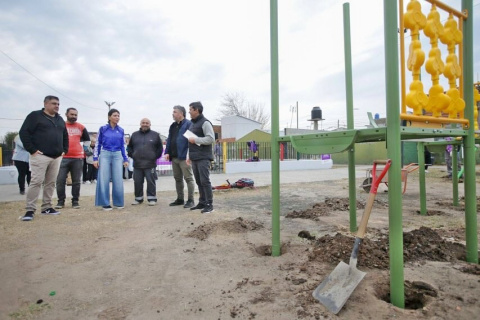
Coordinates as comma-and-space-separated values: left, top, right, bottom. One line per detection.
0, 166, 479, 320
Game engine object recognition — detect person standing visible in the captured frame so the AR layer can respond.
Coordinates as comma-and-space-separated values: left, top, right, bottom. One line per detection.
186, 101, 215, 213
84, 138, 97, 183
19, 95, 69, 221
12, 134, 31, 195
55, 108, 90, 209
445, 137, 461, 179
93, 108, 129, 210
164, 105, 195, 208
123, 136, 134, 180
127, 118, 163, 205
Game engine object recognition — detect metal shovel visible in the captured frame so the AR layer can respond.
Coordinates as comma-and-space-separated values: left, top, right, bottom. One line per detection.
313, 160, 392, 314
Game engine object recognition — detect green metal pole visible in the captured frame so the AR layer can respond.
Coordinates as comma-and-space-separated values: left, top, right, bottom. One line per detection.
452, 144, 459, 206
383, 0, 404, 308
462, 0, 478, 264
270, 0, 281, 257
343, 3, 357, 233
417, 142, 427, 215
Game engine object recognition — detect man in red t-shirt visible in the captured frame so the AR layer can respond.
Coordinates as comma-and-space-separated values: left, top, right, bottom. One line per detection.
55, 108, 90, 209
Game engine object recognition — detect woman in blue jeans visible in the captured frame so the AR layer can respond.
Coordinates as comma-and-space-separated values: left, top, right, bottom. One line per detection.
93, 109, 129, 210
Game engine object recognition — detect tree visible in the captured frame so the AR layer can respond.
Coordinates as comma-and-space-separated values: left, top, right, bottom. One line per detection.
217, 93, 270, 128
1, 131, 18, 150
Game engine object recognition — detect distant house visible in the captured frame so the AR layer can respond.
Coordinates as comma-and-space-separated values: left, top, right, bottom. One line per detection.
221, 115, 262, 141
237, 129, 271, 142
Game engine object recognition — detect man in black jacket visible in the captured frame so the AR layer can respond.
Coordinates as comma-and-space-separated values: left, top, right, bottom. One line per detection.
19, 95, 69, 221
127, 118, 163, 205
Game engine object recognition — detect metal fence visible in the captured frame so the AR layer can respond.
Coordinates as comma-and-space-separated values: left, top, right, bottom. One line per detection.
1, 142, 322, 175
156, 141, 326, 176
1, 149, 13, 166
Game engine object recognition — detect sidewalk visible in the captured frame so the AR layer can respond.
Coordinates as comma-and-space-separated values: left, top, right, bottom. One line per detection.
0, 165, 371, 203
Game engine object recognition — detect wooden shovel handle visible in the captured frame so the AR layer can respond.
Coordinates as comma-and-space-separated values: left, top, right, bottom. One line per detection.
357, 159, 391, 238
357, 193, 376, 238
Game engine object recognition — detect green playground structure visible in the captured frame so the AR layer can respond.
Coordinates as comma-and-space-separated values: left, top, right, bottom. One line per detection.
268, 0, 478, 310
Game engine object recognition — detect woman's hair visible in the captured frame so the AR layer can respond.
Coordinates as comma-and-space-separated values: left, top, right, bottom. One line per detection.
108, 108, 120, 123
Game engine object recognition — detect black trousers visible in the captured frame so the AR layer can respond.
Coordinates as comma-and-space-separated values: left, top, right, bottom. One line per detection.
56, 158, 84, 202
133, 167, 157, 202
82, 158, 88, 182
85, 163, 97, 181
191, 159, 213, 205
14, 160, 31, 192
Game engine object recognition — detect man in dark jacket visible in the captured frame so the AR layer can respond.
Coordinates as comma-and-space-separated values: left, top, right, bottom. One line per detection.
19, 95, 69, 221
186, 101, 215, 213
127, 118, 163, 205
164, 105, 195, 208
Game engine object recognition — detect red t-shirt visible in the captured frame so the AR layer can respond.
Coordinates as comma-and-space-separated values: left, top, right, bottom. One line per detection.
64, 122, 88, 158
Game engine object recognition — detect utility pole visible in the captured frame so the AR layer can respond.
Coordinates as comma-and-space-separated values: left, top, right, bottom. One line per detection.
296, 101, 299, 128
105, 101, 115, 110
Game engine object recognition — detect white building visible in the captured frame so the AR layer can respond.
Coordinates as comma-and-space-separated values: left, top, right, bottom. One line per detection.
221, 115, 262, 140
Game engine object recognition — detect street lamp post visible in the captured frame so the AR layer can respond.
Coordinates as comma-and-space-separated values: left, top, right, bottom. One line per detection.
105, 101, 115, 110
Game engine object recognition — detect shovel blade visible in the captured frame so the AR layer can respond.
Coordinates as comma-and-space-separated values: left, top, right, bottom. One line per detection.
312, 261, 366, 314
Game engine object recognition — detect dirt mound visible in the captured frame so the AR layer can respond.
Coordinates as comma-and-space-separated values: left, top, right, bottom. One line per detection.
458, 263, 480, 275
186, 217, 263, 240
286, 197, 366, 220
307, 226, 468, 270
436, 228, 466, 242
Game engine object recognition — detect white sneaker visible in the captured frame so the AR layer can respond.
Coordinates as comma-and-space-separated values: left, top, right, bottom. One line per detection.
86, 181, 91, 184
114, 206, 124, 209
148, 201, 157, 206
131, 200, 142, 205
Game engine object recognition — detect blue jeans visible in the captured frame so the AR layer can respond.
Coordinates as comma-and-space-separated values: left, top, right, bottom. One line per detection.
95, 150, 124, 207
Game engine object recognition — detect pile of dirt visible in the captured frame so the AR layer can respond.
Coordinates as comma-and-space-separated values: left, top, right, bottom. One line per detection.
286, 197, 366, 220
307, 226, 468, 270
186, 217, 263, 240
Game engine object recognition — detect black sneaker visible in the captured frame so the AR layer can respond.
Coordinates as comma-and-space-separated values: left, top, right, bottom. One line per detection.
169, 199, 185, 206
102, 205, 113, 211
72, 201, 80, 209
55, 201, 65, 209
20, 190, 25, 195
190, 203, 206, 211
21, 211, 34, 221
201, 204, 214, 214
183, 200, 195, 208
41, 208, 60, 215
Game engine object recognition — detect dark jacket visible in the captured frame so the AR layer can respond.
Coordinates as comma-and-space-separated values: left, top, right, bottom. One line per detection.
127, 128, 163, 169
165, 118, 191, 160
19, 109, 68, 158
188, 114, 213, 161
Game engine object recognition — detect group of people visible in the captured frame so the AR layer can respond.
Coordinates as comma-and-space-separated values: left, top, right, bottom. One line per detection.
16, 95, 215, 222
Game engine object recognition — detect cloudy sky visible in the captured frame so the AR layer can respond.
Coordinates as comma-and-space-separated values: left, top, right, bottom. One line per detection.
1, 0, 479, 140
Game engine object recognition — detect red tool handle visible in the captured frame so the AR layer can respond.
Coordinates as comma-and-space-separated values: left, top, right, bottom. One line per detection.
370, 159, 392, 195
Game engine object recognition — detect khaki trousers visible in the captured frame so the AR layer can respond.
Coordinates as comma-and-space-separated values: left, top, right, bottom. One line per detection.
171, 157, 195, 201
25, 154, 62, 212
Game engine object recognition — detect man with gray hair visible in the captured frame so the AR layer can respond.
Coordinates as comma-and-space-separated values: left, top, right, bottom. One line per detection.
164, 105, 195, 208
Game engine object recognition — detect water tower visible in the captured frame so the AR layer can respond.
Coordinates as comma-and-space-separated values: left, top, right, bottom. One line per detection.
308, 106, 324, 130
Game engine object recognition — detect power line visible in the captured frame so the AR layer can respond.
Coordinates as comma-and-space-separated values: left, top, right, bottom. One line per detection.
0, 49, 104, 111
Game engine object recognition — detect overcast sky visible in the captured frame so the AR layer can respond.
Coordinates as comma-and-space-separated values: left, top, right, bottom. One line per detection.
1, 0, 479, 140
